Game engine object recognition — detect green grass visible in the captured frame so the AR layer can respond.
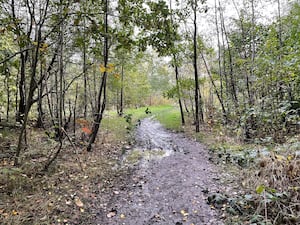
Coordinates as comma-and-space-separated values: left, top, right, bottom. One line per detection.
101, 104, 183, 144
125, 105, 183, 131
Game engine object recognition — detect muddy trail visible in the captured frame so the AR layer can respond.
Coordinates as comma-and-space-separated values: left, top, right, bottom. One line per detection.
97, 117, 224, 225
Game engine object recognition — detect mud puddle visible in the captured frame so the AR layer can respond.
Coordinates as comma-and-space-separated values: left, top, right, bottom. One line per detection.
97, 117, 224, 225
122, 117, 180, 167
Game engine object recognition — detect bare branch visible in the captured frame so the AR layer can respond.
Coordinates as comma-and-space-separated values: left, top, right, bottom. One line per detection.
0, 47, 33, 64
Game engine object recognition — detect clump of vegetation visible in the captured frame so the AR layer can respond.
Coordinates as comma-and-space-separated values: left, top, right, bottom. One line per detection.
239, 141, 300, 224
204, 133, 300, 225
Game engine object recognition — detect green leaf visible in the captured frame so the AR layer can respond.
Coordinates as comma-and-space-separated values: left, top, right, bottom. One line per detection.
256, 185, 265, 194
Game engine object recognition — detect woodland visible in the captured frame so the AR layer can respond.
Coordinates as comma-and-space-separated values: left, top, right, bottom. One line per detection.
0, 0, 299, 224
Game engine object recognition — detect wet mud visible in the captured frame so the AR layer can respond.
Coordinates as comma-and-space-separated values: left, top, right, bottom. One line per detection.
97, 117, 224, 225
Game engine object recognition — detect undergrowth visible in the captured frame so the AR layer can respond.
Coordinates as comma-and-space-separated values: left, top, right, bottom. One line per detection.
198, 123, 300, 225
0, 113, 130, 225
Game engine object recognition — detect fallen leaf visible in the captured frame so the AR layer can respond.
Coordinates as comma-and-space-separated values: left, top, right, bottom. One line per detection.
256, 185, 265, 194
40, 215, 47, 221
275, 154, 285, 161
65, 200, 72, 205
82, 127, 92, 135
80, 208, 85, 212
107, 210, 117, 218
120, 214, 125, 219
180, 209, 189, 217
75, 198, 84, 207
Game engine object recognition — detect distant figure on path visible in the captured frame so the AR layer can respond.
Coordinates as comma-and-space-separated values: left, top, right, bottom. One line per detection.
145, 107, 151, 114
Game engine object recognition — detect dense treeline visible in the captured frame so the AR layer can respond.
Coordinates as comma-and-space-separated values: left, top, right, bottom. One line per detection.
213, 0, 300, 142
0, 0, 299, 166
166, 0, 300, 143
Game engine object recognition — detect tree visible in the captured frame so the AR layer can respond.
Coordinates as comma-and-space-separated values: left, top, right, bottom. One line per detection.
190, 0, 206, 132
87, 0, 110, 151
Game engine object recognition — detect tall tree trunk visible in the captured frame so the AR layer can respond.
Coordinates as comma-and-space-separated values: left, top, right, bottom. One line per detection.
5, 70, 10, 122
169, 0, 184, 126
37, 59, 44, 128
232, 0, 255, 110
73, 84, 79, 135
276, 0, 286, 101
248, 0, 255, 106
193, 0, 200, 132
58, 5, 64, 137
200, 51, 227, 122
219, 0, 238, 107
83, 14, 88, 119
215, 0, 224, 102
15, 24, 42, 165
11, 0, 31, 123
175, 63, 185, 125
17, 53, 26, 122
87, 0, 109, 151
119, 63, 124, 116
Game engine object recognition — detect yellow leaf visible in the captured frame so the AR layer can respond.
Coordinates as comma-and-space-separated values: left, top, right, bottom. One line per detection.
39, 43, 49, 52
120, 214, 125, 219
12, 210, 18, 216
99, 64, 106, 73
75, 198, 84, 208
180, 209, 189, 217
106, 63, 115, 72
287, 155, 293, 161
275, 154, 285, 161
33, 41, 38, 46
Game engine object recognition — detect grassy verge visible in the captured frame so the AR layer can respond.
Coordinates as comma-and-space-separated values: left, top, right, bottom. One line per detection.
124, 104, 183, 131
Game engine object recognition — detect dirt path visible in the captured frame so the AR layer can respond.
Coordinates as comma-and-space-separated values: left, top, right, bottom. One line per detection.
97, 117, 224, 225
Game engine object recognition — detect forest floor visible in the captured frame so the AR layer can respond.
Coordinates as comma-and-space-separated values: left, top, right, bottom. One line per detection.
93, 117, 228, 225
